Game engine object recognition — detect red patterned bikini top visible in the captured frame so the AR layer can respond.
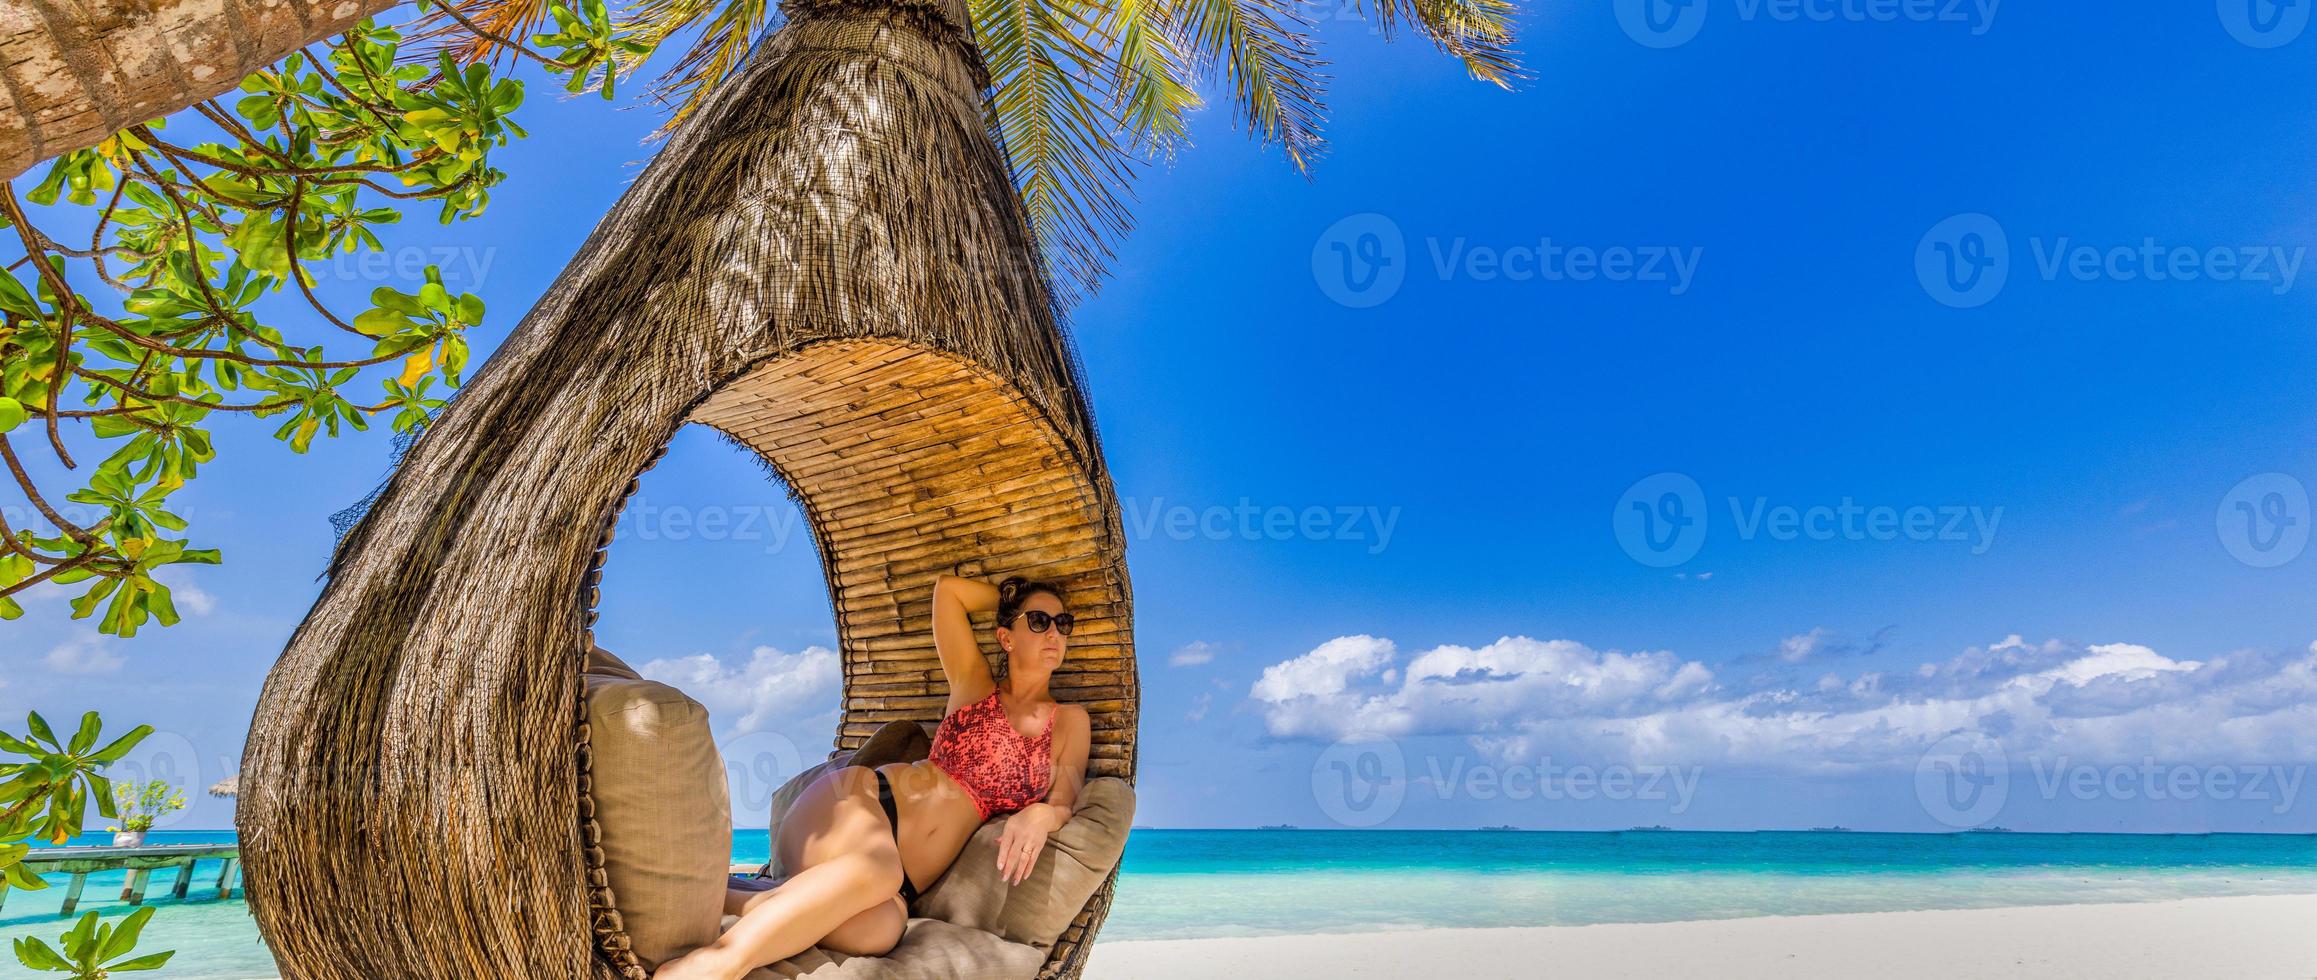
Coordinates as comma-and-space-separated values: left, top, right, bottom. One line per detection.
929, 689, 1055, 821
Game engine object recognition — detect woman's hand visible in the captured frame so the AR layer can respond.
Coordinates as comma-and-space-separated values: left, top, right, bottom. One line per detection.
994, 803, 1065, 885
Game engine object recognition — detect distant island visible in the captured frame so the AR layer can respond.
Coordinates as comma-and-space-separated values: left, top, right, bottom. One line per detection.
1810, 826, 1855, 832
1255, 824, 1297, 830
1479, 824, 1521, 831
1626, 825, 1673, 832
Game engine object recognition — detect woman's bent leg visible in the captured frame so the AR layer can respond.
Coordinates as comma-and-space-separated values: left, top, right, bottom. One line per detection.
818, 895, 906, 956
654, 852, 902, 978
653, 768, 904, 979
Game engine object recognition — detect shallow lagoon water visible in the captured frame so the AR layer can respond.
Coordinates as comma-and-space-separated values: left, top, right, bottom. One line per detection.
8, 830, 2313, 978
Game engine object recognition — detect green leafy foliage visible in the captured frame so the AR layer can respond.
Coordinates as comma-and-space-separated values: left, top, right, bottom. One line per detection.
3, 0, 1522, 636
13, 906, 176, 978
1, 712, 152, 878
105, 780, 187, 834
0, 17, 521, 634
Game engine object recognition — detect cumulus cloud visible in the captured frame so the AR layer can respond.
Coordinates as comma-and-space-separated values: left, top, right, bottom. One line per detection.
1250, 635, 1397, 707
639, 644, 840, 734
1168, 641, 1219, 668
1248, 632, 2317, 771
44, 632, 125, 674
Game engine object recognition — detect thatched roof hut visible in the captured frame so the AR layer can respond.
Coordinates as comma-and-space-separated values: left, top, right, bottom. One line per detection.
234, 0, 1138, 973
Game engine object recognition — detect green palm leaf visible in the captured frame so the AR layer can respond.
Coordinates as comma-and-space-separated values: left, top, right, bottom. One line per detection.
403, 0, 1516, 298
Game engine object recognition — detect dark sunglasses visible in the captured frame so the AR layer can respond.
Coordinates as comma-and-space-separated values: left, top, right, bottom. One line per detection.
1010, 609, 1076, 635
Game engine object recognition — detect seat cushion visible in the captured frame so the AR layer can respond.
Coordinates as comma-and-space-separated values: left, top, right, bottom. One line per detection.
585, 646, 732, 969
913, 776, 1135, 950
742, 917, 1047, 980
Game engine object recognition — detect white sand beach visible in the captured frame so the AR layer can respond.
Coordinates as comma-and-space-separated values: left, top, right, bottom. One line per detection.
1086, 893, 2317, 979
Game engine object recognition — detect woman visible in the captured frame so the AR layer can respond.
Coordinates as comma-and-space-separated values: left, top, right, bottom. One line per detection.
654, 574, 1093, 979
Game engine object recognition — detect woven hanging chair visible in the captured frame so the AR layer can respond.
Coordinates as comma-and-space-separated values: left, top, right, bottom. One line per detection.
234, 0, 1138, 974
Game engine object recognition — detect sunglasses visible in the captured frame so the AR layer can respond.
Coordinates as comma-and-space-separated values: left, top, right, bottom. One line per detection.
1009, 609, 1076, 635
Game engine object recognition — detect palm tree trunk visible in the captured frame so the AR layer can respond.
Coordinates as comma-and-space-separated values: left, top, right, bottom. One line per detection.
233, 0, 1130, 976
0, 0, 402, 180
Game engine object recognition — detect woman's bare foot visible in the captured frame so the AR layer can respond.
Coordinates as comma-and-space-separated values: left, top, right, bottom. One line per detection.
650, 943, 746, 980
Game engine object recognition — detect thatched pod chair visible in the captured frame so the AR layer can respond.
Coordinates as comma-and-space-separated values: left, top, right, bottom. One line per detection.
234, 0, 1138, 974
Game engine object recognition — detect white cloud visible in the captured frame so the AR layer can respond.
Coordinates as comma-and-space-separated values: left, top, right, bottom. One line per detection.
1248, 632, 2317, 771
44, 632, 124, 674
638, 644, 840, 734
1777, 628, 1828, 662
157, 575, 217, 617
1186, 692, 1212, 722
1168, 641, 1218, 668
1250, 634, 1395, 706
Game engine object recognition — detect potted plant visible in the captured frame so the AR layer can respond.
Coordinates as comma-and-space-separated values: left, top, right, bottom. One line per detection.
105, 780, 185, 847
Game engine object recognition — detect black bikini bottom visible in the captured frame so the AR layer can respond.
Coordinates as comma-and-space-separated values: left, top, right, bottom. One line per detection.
872, 768, 922, 904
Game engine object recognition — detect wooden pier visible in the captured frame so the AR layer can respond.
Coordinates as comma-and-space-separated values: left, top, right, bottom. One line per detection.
3, 843, 240, 916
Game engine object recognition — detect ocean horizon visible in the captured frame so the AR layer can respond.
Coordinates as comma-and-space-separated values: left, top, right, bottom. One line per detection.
9, 828, 2316, 979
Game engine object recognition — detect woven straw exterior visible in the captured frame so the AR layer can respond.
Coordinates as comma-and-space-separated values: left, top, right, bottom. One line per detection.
234, 0, 1137, 974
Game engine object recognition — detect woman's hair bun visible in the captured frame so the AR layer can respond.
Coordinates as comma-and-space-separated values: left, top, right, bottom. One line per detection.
994, 575, 1066, 631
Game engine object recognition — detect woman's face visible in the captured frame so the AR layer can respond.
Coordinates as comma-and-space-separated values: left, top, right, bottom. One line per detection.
998, 590, 1071, 672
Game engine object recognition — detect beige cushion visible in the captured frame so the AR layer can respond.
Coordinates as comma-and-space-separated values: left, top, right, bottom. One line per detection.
913, 777, 1134, 950
585, 646, 732, 969
742, 917, 1045, 979
757, 720, 937, 881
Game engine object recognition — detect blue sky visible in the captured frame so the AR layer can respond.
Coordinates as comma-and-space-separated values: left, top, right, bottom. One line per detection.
6, 2, 2317, 835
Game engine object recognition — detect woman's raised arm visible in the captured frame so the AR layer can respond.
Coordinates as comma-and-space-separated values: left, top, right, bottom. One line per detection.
932, 573, 1000, 713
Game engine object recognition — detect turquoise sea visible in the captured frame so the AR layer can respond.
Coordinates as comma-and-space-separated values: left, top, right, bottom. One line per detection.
7, 829, 2315, 978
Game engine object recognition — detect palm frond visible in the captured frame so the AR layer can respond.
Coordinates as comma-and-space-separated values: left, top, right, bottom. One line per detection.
1362, 0, 1521, 87
976, 0, 1141, 299
613, 0, 779, 139
1091, 0, 1201, 158
1169, 0, 1327, 171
